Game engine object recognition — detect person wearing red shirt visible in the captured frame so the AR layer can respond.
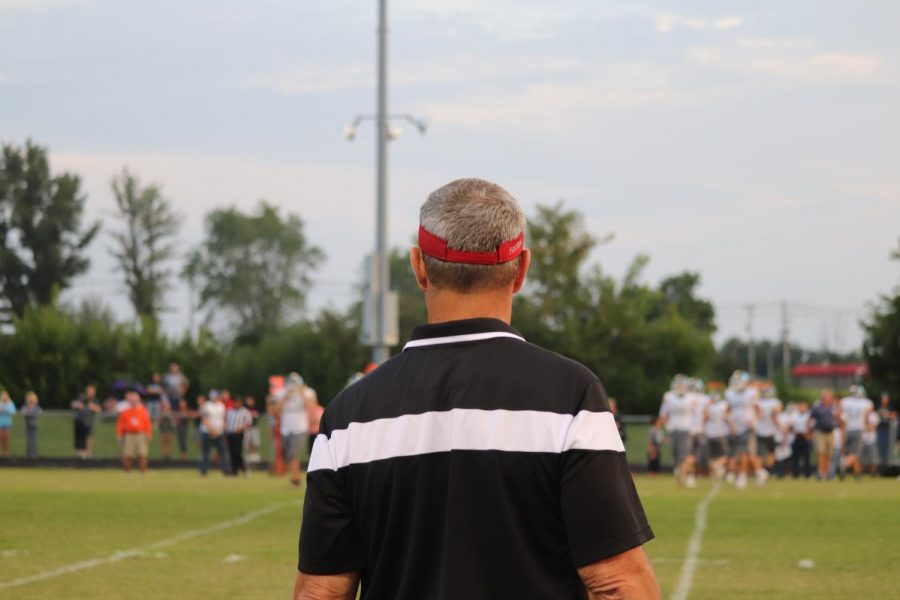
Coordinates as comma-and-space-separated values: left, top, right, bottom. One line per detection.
117, 390, 153, 474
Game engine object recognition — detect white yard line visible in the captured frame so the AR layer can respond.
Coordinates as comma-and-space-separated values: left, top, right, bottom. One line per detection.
0, 501, 296, 591
670, 482, 721, 600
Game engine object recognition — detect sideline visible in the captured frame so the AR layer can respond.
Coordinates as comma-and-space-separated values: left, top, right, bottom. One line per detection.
0, 501, 297, 591
670, 481, 721, 600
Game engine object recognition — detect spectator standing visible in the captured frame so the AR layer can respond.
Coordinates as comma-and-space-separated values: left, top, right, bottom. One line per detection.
265, 394, 279, 474
0, 391, 16, 457
162, 362, 189, 410
276, 373, 309, 487
145, 373, 166, 425
244, 396, 262, 463
221, 389, 235, 410
225, 396, 253, 476
647, 417, 665, 476
21, 392, 42, 459
175, 398, 190, 459
199, 391, 229, 476
610, 398, 627, 444
306, 391, 324, 457
875, 392, 895, 469
158, 397, 175, 460
790, 401, 812, 478
116, 390, 152, 474
809, 390, 840, 480
193, 395, 207, 447
71, 385, 102, 459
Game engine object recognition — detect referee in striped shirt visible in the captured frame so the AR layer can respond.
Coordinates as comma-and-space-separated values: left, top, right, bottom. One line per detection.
296, 179, 659, 599
225, 397, 253, 476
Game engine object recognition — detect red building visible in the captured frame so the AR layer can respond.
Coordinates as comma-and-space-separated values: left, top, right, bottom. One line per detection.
791, 363, 868, 391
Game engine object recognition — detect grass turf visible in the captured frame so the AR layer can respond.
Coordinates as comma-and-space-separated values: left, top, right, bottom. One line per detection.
0, 469, 897, 599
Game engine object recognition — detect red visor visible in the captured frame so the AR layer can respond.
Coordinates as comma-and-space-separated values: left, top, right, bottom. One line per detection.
418, 224, 525, 265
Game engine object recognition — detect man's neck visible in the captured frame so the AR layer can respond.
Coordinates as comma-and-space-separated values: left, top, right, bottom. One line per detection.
425, 288, 514, 324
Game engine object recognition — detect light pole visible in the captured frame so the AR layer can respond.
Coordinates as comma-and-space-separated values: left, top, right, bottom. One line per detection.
345, 0, 426, 365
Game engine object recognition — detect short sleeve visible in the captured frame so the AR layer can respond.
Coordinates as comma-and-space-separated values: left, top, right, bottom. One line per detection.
298, 446, 364, 574
560, 381, 654, 567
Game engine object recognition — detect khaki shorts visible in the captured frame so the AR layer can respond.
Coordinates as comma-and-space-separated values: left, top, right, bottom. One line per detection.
122, 433, 149, 458
812, 430, 834, 457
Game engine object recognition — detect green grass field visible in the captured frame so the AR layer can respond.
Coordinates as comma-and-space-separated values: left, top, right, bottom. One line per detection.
1, 469, 898, 599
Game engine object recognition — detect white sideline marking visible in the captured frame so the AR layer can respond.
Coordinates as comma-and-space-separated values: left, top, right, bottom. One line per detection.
652, 557, 728, 566
670, 482, 721, 600
0, 502, 295, 591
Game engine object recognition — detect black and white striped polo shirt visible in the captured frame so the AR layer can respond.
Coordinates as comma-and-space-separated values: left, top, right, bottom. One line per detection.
299, 318, 653, 599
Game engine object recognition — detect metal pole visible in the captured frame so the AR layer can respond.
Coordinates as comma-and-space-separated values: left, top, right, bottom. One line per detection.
373, 0, 390, 364
781, 301, 791, 378
746, 304, 756, 377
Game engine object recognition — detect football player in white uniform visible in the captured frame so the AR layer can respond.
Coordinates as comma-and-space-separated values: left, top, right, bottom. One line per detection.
725, 371, 767, 488
688, 378, 711, 480
839, 385, 874, 479
862, 409, 880, 476
755, 385, 783, 471
659, 375, 697, 486
704, 392, 731, 480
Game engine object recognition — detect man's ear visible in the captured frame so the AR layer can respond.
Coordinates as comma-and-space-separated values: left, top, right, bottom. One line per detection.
409, 247, 428, 292
512, 249, 531, 294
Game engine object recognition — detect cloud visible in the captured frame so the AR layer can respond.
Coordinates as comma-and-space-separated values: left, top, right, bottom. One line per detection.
689, 46, 884, 82
0, 0, 88, 9
420, 60, 725, 130
737, 37, 815, 50
242, 64, 373, 94
654, 14, 743, 33
242, 55, 589, 95
394, 0, 579, 41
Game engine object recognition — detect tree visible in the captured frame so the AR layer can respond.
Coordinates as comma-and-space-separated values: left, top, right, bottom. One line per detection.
109, 169, 182, 322
0, 141, 100, 320
184, 202, 324, 344
655, 272, 716, 334
389, 247, 427, 348
512, 202, 715, 413
863, 238, 900, 399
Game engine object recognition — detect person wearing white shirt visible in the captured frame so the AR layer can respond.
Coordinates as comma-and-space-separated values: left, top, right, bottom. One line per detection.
199, 391, 229, 476
704, 394, 731, 479
658, 375, 696, 487
725, 371, 767, 489
755, 386, 783, 471
688, 379, 711, 479
838, 385, 874, 479
773, 408, 794, 478
276, 372, 311, 487
861, 410, 880, 476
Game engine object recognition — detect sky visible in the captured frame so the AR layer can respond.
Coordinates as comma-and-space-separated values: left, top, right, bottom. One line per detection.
1, 0, 898, 354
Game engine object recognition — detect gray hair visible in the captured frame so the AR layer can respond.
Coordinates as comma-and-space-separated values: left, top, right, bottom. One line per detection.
419, 178, 526, 292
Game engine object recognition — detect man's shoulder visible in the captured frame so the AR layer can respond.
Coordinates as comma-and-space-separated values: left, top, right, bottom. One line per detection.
523, 339, 598, 377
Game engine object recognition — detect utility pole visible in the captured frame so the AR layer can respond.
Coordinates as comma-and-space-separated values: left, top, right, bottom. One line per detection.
373, 0, 390, 365
745, 304, 756, 377
344, 1, 425, 365
781, 301, 791, 379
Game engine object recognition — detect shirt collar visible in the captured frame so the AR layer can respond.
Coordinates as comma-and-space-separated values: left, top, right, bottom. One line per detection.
403, 318, 525, 351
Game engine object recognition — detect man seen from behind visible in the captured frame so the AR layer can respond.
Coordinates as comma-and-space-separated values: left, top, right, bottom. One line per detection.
295, 178, 659, 600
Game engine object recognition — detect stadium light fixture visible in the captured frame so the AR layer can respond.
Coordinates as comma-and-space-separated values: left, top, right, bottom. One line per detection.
343, 114, 427, 143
